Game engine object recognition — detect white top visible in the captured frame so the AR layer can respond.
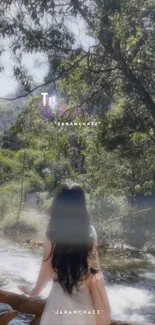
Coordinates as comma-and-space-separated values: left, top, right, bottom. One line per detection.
40, 225, 97, 325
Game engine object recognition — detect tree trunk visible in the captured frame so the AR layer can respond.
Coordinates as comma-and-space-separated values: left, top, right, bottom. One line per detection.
74, 1, 155, 122
0, 310, 18, 325
17, 148, 27, 220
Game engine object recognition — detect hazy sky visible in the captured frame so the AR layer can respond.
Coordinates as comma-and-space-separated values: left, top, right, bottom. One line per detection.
0, 17, 95, 98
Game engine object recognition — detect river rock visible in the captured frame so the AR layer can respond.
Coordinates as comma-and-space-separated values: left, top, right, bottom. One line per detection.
104, 270, 139, 284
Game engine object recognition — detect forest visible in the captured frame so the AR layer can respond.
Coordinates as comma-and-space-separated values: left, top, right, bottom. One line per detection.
0, 0, 155, 250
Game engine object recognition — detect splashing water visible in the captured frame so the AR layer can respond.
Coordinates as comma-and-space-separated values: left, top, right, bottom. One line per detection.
1, 238, 155, 324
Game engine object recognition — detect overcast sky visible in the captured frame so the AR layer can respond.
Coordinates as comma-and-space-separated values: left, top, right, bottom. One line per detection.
0, 17, 95, 98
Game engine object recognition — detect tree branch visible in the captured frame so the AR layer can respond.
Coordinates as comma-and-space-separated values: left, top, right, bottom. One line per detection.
0, 54, 86, 101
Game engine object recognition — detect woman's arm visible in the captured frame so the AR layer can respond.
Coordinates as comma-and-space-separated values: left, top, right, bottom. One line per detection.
90, 244, 111, 325
89, 225, 100, 270
90, 272, 111, 325
89, 226, 111, 325
18, 236, 54, 296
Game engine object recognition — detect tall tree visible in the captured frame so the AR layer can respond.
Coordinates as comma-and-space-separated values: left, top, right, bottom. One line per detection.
0, 0, 155, 129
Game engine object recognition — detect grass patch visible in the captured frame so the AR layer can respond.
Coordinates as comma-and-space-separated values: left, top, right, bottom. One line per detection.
3, 220, 37, 236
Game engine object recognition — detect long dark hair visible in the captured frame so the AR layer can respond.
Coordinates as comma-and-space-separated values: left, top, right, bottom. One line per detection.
45, 183, 93, 294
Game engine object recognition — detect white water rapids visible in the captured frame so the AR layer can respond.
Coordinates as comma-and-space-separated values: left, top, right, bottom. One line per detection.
0, 237, 155, 324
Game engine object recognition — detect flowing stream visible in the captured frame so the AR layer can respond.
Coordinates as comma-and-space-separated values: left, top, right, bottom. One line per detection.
0, 237, 155, 324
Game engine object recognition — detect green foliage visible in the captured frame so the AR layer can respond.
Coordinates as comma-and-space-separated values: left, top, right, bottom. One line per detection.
42, 160, 75, 192
87, 187, 130, 240
37, 192, 53, 213
0, 181, 26, 221
0, 152, 22, 184
28, 171, 45, 191
1, 0, 155, 248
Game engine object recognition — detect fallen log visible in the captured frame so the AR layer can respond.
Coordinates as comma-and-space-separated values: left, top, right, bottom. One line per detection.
0, 289, 45, 315
0, 310, 18, 325
0, 289, 155, 325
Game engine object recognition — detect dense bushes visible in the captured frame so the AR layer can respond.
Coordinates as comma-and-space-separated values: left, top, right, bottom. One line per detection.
1, 98, 155, 249
0, 182, 26, 222
0, 153, 22, 184
86, 187, 130, 242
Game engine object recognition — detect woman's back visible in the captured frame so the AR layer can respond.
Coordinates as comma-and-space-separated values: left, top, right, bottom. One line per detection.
40, 225, 97, 325
41, 278, 96, 325
18, 183, 110, 325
